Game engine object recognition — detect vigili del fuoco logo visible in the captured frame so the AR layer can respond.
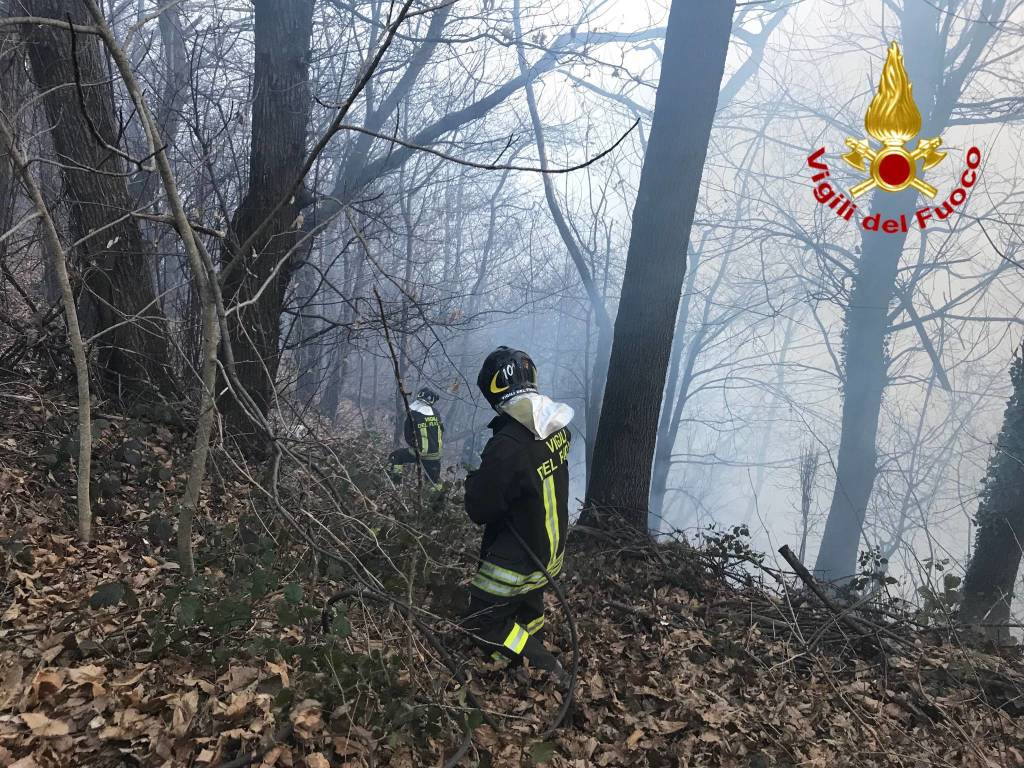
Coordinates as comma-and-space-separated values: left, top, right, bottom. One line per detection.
806, 42, 982, 234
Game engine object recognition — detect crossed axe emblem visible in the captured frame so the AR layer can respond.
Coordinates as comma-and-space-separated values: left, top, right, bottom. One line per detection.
841, 137, 947, 198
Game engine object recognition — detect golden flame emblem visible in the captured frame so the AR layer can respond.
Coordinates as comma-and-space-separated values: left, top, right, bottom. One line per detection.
842, 42, 946, 197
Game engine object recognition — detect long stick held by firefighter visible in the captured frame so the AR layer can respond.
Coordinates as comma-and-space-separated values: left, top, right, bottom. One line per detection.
463, 347, 573, 679
388, 387, 444, 490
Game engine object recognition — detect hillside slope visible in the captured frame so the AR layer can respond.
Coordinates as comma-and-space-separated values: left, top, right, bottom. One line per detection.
0, 385, 1022, 768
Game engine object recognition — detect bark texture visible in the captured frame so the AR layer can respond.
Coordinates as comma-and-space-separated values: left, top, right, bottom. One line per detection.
583, 0, 735, 529
19, 0, 176, 400
218, 0, 314, 446
961, 344, 1024, 634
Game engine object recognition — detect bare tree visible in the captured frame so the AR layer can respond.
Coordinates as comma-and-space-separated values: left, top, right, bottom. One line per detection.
217, 0, 315, 449
583, 0, 736, 530
0, 113, 92, 542
17, 1, 177, 399
815, 0, 1007, 580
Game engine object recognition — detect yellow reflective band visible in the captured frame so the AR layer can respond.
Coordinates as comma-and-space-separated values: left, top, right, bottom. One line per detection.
549, 554, 563, 578
526, 616, 545, 634
478, 560, 546, 586
471, 568, 547, 597
502, 623, 529, 655
542, 474, 558, 569
470, 574, 521, 597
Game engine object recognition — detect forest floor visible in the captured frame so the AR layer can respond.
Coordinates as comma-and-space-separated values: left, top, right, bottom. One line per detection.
1, 376, 1023, 768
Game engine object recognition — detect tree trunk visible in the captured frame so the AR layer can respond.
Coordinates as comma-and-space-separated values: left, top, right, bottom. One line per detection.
19, 1, 176, 400
961, 344, 1024, 636
814, 0, 1000, 578
218, 0, 314, 448
814, 194, 909, 579
0, 2, 20, 257
648, 247, 701, 526
582, 0, 735, 530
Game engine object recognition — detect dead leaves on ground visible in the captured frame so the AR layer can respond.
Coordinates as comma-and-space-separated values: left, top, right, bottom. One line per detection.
4, 510, 1024, 767
2, 394, 1023, 767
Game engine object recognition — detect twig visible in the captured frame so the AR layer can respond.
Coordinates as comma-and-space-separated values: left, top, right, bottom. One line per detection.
0, 114, 92, 543
131, 212, 226, 239
333, 118, 640, 175
67, 15, 156, 172
322, 585, 499, 768
0, 17, 100, 33
506, 525, 579, 740
608, 599, 661, 624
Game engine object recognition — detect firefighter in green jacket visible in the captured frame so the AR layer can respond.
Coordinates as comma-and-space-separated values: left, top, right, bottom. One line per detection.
388, 387, 444, 489
463, 347, 573, 677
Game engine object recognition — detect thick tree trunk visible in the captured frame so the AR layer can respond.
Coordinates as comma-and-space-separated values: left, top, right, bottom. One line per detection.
20, 1, 176, 400
961, 344, 1024, 636
814, 192, 910, 579
218, 0, 314, 448
582, 0, 735, 530
648, 248, 701, 526
814, 0, 1000, 578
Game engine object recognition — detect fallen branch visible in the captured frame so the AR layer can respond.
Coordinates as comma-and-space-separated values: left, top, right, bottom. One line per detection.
778, 545, 906, 654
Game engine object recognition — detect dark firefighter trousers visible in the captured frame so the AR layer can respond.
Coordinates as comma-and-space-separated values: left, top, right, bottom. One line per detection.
388, 448, 441, 487
463, 588, 559, 671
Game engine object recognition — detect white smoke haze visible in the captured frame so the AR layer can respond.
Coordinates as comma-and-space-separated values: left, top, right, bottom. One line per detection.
4, 0, 1023, 622
292, 0, 1024, 614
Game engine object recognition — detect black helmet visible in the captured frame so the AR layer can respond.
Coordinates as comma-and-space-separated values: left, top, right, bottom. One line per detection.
417, 387, 439, 405
477, 346, 538, 409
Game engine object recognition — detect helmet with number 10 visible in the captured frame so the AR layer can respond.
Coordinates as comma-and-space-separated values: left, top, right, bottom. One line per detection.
476, 346, 538, 410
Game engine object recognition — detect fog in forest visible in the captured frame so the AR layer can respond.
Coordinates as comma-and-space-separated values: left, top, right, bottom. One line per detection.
6, 0, 1024, 763
2, 0, 1024, 693
252, 0, 1021, 603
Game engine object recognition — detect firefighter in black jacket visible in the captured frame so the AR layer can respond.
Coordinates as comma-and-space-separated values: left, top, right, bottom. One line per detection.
388, 387, 444, 489
463, 347, 573, 677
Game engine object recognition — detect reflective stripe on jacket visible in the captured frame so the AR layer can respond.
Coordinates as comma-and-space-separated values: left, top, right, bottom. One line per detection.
465, 413, 570, 598
404, 407, 443, 460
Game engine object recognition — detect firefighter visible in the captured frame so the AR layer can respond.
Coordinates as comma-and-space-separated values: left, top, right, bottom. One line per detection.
463, 347, 573, 678
388, 387, 444, 489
